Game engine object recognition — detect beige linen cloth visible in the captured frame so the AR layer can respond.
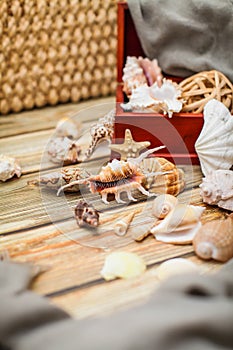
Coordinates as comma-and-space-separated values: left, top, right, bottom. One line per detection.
127, 0, 233, 81
0, 259, 233, 350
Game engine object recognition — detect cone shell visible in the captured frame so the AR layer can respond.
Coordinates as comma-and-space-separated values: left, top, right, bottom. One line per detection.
150, 204, 205, 244
140, 157, 185, 196
193, 216, 233, 262
100, 252, 146, 281
152, 194, 178, 219
114, 211, 136, 236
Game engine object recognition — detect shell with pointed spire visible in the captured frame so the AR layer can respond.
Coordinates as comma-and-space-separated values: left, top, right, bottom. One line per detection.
152, 194, 178, 219
193, 215, 233, 262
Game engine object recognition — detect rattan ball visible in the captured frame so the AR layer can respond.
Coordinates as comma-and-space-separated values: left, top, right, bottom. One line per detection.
179, 70, 233, 114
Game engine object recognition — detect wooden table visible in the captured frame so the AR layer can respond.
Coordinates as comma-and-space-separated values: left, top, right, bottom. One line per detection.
0, 97, 225, 319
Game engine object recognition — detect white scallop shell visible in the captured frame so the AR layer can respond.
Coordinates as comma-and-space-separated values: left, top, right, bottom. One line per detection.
195, 99, 233, 176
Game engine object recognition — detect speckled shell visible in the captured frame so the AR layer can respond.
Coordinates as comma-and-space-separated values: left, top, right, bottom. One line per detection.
74, 200, 99, 228
152, 194, 178, 219
28, 167, 86, 192
193, 216, 233, 262
47, 137, 81, 165
0, 154, 21, 182
140, 157, 185, 196
200, 169, 233, 211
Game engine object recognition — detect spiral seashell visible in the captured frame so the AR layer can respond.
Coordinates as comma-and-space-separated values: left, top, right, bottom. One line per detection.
152, 194, 178, 219
150, 204, 205, 244
47, 137, 82, 165
140, 157, 185, 197
193, 215, 233, 262
114, 211, 136, 236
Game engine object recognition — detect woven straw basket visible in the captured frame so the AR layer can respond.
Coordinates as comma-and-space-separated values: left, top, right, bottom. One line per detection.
0, 0, 117, 115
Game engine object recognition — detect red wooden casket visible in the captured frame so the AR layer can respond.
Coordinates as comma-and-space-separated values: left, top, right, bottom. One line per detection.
113, 1, 203, 165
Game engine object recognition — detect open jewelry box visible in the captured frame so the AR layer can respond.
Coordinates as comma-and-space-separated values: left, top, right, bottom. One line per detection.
113, 1, 204, 165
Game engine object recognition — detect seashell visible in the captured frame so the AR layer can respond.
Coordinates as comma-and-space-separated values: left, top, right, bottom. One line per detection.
140, 157, 185, 196
28, 167, 87, 192
156, 258, 200, 281
122, 56, 147, 96
109, 128, 150, 161
193, 215, 233, 262
122, 56, 163, 96
128, 214, 156, 241
0, 154, 21, 182
57, 146, 166, 204
47, 137, 82, 165
84, 109, 115, 160
121, 79, 183, 118
195, 99, 233, 176
55, 117, 81, 139
100, 251, 146, 281
150, 204, 205, 244
152, 194, 178, 219
114, 211, 137, 236
74, 200, 99, 228
200, 169, 233, 211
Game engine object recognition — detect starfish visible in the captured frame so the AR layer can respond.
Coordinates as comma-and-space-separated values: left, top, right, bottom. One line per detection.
109, 129, 151, 160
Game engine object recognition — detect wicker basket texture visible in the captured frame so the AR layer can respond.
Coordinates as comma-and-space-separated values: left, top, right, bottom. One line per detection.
0, 0, 117, 114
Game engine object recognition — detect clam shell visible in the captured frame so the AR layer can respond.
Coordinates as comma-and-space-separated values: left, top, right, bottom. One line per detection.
150, 204, 205, 244
152, 194, 178, 219
157, 258, 200, 281
195, 99, 233, 176
193, 215, 233, 262
100, 252, 146, 281
140, 157, 185, 196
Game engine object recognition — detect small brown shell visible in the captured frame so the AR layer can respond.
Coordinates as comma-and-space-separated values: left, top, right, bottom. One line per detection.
140, 157, 185, 196
152, 194, 178, 219
74, 200, 99, 228
193, 215, 233, 262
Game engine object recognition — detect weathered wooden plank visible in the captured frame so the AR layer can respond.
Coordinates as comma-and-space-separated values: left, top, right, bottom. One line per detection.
0, 97, 115, 138
51, 256, 223, 319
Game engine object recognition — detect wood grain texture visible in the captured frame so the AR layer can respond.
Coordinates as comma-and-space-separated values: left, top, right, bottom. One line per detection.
0, 97, 228, 319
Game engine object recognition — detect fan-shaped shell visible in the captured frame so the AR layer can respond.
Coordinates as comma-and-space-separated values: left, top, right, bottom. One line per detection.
193, 215, 233, 262
195, 99, 233, 176
140, 157, 185, 196
200, 169, 233, 211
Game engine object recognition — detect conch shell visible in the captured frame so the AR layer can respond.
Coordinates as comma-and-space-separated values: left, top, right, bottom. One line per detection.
121, 79, 183, 118
150, 204, 205, 244
200, 169, 233, 211
152, 194, 178, 219
0, 154, 21, 182
140, 157, 185, 196
193, 215, 233, 262
195, 99, 233, 176
74, 200, 99, 228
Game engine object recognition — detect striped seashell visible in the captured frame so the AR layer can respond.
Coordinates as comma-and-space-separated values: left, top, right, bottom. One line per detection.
140, 157, 185, 196
193, 215, 233, 262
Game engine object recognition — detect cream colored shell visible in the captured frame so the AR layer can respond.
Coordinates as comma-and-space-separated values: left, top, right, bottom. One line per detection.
195, 99, 233, 176
156, 258, 200, 281
152, 194, 178, 219
0, 154, 21, 182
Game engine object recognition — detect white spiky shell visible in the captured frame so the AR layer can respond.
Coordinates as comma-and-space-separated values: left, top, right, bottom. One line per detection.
121, 79, 183, 117
195, 99, 233, 176
200, 169, 233, 211
0, 154, 21, 182
150, 204, 205, 244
